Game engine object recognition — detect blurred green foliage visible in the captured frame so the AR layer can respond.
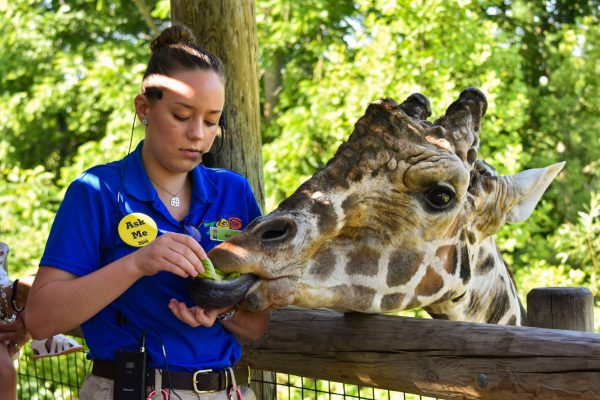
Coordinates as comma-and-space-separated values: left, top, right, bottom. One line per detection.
0, 0, 598, 325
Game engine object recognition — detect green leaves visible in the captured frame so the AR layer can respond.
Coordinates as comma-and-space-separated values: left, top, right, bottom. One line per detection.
196, 258, 241, 281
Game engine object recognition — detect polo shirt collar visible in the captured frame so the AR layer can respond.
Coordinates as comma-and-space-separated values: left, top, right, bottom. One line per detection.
121, 141, 155, 202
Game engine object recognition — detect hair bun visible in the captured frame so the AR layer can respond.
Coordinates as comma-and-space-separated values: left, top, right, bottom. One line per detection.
150, 25, 197, 52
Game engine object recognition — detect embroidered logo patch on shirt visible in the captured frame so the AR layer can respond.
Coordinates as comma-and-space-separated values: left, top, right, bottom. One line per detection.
204, 217, 243, 242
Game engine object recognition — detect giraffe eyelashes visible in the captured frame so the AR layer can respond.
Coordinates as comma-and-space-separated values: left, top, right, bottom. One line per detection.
423, 185, 456, 211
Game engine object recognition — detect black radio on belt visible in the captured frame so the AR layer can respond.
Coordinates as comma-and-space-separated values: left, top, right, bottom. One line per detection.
114, 348, 147, 400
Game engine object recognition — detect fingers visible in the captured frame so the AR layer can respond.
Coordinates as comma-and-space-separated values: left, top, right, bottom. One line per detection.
136, 232, 208, 278
162, 235, 206, 277
168, 299, 219, 328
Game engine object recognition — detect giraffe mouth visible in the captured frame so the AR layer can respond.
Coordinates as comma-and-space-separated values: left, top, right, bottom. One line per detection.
187, 273, 260, 309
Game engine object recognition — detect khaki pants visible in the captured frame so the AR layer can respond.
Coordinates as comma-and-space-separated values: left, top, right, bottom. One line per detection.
79, 374, 256, 400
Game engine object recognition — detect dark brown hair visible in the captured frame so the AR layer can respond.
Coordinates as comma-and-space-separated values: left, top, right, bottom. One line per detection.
143, 25, 226, 83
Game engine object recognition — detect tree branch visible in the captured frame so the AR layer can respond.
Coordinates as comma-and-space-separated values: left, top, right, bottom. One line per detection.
132, 0, 158, 36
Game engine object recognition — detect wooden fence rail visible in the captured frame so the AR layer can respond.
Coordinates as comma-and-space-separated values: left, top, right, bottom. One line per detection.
240, 307, 600, 400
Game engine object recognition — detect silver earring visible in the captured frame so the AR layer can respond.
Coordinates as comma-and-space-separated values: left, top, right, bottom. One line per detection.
141, 118, 148, 126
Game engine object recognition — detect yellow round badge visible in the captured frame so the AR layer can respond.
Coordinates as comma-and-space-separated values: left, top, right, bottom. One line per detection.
118, 213, 158, 247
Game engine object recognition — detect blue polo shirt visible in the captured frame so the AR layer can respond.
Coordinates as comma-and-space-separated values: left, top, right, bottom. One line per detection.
40, 141, 262, 371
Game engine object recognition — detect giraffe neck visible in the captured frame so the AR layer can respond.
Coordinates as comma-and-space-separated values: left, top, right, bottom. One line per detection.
425, 235, 526, 325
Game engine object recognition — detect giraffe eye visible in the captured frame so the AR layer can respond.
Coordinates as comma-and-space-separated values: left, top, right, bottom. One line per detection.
424, 185, 455, 211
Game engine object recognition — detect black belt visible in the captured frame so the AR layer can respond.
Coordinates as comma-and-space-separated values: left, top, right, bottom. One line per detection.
92, 359, 250, 392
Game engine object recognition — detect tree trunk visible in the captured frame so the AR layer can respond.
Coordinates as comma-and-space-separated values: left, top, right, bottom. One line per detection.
262, 51, 283, 125
170, 0, 265, 210
170, 2, 273, 398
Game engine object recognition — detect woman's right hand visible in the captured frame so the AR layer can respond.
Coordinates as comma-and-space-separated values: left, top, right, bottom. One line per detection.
130, 232, 207, 278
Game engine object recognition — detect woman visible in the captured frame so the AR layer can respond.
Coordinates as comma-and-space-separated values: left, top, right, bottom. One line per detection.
26, 25, 269, 400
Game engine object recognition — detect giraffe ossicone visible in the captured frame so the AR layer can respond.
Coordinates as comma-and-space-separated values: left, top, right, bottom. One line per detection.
206, 87, 564, 326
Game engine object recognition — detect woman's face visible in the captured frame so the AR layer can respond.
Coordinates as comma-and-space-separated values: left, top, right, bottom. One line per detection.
138, 68, 225, 176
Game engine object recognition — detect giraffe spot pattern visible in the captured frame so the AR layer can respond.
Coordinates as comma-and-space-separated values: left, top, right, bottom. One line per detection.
349, 285, 377, 310
308, 248, 337, 280
415, 266, 444, 297
435, 245, 457, 275
386, 249, 425, 287
380, 292, 405, 312
485, 290, 510, 324
341, 193, 359, 211
345, 246, 379, 277
310, 198, 337, 233
459, 245, 471, 284
467, 231, 476, 245
475, 253, 495, 275
467, 290, 480, 315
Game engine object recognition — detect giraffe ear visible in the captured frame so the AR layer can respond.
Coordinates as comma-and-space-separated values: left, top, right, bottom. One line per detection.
504, 162, 565, 223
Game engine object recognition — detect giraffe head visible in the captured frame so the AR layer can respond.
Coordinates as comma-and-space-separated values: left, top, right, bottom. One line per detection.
208, 88, 563, 320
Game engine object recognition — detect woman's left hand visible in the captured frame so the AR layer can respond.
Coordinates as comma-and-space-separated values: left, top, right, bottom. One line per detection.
0, 314, 30, 356
168, 299, 228, 328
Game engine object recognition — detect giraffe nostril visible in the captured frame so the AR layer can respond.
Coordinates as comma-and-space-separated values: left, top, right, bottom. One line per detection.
252, 217, 296, 242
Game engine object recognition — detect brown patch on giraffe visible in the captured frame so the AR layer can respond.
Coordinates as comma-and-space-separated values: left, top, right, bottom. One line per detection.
341, 193, 358, 211
435, 245, 457, 275
480, 174, 498, 194
380, 292, 405, 312
459, 245, 471, 284
341, 194, 366, 227
386, 249, 425, 287
467, 231, 476, 245
310, 198, 337, 233
467, 289, 480, 315
415, 266, 444, 297
468, 170, 481, 196
485, 290, 510, 324
308, 248, 337, 279
475, 253, 495, 275
345, 246, 379, 276
335, 284, 377, 310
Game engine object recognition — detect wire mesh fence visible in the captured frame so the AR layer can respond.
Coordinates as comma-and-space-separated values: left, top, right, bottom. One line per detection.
16, 337, 441, 400
255, 373, 440, 400
17, 337, 88, 400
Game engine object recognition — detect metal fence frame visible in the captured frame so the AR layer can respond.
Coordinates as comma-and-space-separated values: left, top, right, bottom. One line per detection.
16, 338, 439, 400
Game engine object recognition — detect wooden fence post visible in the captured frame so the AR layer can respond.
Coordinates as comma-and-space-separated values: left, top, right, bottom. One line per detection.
527, 287, 595, 332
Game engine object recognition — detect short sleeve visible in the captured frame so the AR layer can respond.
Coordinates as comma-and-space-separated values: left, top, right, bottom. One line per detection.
40, 172, 111, 276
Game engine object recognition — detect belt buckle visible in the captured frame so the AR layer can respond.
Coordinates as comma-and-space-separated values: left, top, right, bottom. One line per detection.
193, 369, 225, 394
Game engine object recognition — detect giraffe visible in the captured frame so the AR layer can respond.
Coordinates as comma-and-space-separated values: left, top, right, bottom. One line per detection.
206, 87, 564, 326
